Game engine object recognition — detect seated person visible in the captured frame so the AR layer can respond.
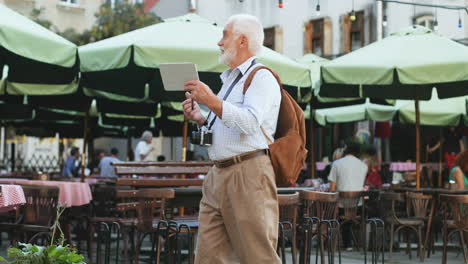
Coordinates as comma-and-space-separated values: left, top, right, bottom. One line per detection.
328, 142, 368, 250
98, 148, 121, 178
449, 150, 468, 189
62, 147, 80, 178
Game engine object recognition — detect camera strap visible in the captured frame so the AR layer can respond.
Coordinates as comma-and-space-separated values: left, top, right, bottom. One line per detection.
206, 59, 257, 130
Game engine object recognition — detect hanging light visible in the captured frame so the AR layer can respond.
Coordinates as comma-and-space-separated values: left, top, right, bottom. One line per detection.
458, 10, 463, 28
316, 0, 321, 16
350, 10, 356, 21
350, 0, 356, 22
278, 0, 284, 8
382, 15, 388, 27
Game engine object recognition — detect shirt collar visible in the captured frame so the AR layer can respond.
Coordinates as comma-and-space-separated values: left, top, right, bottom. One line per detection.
220, 56, 257, 83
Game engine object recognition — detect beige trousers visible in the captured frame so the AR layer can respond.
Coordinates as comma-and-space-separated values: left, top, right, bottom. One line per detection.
194, 154, 281, 264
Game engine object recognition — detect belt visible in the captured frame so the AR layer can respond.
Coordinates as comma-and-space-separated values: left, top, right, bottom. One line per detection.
213, 149, 269, 169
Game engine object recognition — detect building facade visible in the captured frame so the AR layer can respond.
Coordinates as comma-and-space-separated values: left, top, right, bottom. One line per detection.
196, 0, 467, 59
0, 0, 106, 33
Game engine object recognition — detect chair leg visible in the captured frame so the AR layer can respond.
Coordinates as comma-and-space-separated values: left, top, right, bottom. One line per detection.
88, 222, 95, 261
417, 226, 424, 262
442, 226, 449, 264
389, 224, 394, 258
459, 230, 468, 264
292, 226, 298, 264
278, 223, 286, 263
121, 226, 130, 264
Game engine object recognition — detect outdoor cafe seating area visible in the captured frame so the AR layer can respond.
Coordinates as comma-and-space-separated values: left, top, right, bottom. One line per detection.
0, 161, 466, 264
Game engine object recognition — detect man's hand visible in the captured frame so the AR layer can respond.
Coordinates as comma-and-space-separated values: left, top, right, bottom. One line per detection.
182, 98, 206, 127
184, 80, 216, 105
184, 80, 223, 119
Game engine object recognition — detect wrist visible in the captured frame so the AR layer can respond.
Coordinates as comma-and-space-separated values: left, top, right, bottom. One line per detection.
206, 94, 222, 110
196, 117, 207, 128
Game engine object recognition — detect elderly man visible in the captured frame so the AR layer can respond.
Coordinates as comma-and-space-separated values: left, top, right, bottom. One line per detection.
182, 14, 281, 264
134, 130, 154, 161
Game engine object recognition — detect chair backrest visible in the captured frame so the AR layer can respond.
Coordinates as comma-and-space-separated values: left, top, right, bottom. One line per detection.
300, 190, 339, 220
91, 184, 117, 217
406, 192, 432, 218
440, 194, 468, 228
380, 192, 405, 222
278, 192, 300, 224
339, 191, 362, 219
21, 185, 59, 226
136, 188, 175, 231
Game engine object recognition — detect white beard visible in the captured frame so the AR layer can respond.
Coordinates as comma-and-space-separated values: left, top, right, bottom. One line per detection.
218, 47, 237, 65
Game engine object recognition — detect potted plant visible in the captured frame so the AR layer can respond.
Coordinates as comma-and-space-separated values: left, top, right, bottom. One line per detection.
0, 207, 86, 264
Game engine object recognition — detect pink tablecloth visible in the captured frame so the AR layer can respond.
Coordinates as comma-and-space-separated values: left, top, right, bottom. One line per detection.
389, 162, 440, 172
0, 184, 26, 212
315, 162, 329, 171
0, 180, 92, 208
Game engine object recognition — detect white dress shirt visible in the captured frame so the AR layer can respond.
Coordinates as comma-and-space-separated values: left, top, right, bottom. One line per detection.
207, 56, 281, 161
134, 141, 151, 161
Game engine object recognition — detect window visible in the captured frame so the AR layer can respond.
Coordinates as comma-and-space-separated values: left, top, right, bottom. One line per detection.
415, 14, 435, 30
342, 10, 365, 53
263, 26, 283, 53
60, 0, 79, 5
304, 18, 332, 56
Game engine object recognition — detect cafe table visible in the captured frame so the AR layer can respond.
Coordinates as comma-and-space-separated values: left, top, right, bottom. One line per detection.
0, 184, 26, 213
0, 179, 92, 207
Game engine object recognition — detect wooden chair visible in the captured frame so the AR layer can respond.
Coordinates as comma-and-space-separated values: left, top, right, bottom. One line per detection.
277, 192, 300, 264
440, 194, 468, 264
134, 188, 175, 264
87, 188, 141, 264
381, 192, 427, 261
300, 191, 340, 264
338, 191, 365, 251
17, 185, 59, 245
406, 192, 434, 259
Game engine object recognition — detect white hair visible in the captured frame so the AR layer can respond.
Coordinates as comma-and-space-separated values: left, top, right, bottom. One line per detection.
141, 130, 153, 141
226, 14, 264, 55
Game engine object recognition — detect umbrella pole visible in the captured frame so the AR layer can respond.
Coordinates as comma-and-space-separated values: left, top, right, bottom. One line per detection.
81, 110, 89, 183
182, 118, 188, 162
180, 118, 189, 217
438, 129, 443, 187
415, 96, 421, 189
309, 102, 315, 179
127, 133, 132, 161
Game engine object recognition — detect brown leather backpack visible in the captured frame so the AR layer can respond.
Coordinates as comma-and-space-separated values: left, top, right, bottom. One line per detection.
243, 66, 307, 187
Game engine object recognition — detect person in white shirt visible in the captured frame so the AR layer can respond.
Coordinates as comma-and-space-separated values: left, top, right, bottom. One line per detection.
134, 131, 154, 161
182, 14, 281, 264
328, 141, 368, 250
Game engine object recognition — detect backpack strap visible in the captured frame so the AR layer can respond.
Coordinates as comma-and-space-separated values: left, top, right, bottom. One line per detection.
243, 66, 283, 94
243, 66, 282, 144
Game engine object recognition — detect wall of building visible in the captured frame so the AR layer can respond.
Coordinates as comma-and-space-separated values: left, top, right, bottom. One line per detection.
197, 0, 466, 59
149, 0, 190, 19
1, 0, 105, 33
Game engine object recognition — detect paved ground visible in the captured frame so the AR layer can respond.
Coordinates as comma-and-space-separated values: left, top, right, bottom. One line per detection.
0, 233, 465, 263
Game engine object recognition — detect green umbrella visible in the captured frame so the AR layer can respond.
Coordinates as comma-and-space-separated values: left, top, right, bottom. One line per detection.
0, 4, 78, 95
313, 99, 397, 126
313, 91, 467, 127
80, 13, 314, 102
320, 26, 468, 189
396, 90, 468, 127
320, 26, 468, 100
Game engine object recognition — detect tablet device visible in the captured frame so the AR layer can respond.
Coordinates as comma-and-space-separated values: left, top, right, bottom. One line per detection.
159, 63, 199, 91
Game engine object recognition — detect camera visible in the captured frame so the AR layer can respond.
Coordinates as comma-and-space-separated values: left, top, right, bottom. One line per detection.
191, 128, 213, 146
